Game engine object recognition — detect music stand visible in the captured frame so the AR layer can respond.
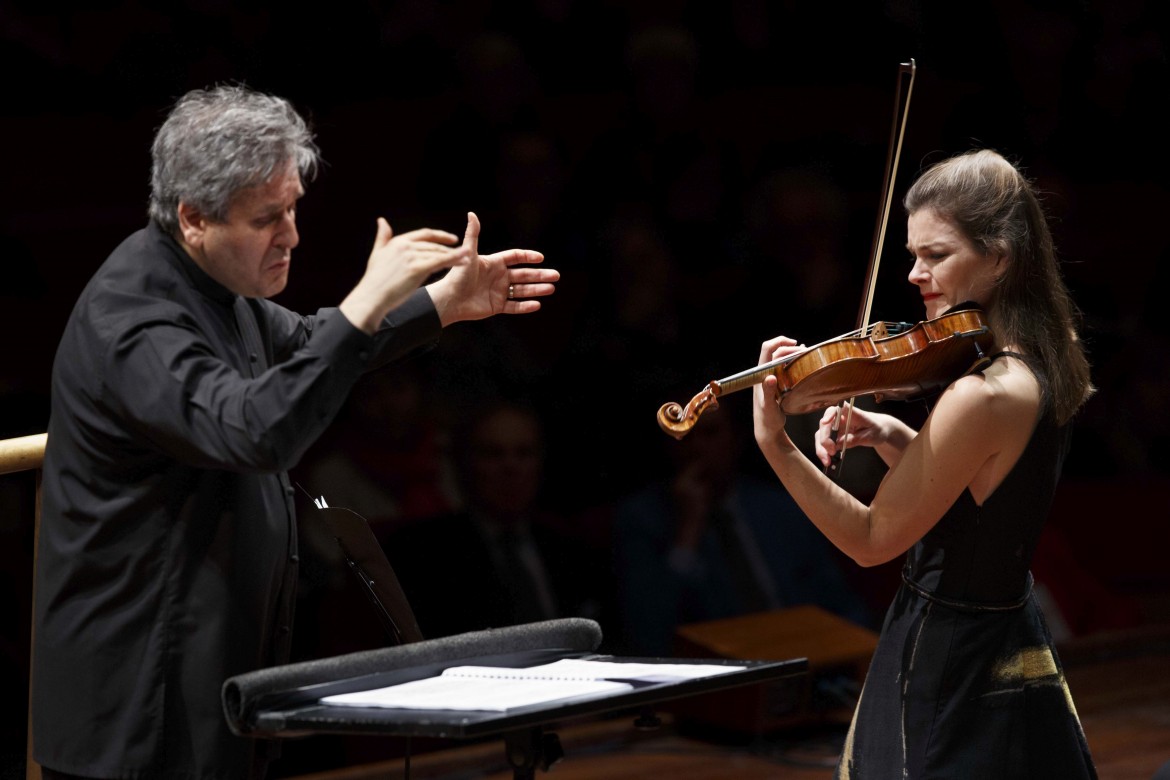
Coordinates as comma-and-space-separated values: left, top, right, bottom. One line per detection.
225, 641, 807, 779
226, 507, 810, 777
315, 505, 423, 645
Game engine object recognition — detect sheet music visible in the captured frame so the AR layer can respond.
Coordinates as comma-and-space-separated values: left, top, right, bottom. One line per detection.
521, 658, 746, 681
320, 672, 631, 712
318, 659, 746, 712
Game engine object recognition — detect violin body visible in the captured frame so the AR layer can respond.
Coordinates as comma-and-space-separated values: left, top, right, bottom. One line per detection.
774, 308, 994, 414
657, 308, 994, 440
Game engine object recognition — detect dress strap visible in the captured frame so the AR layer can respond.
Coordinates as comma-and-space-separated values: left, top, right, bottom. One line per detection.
990, 350, 1027, 361
971, 350, 1028, 376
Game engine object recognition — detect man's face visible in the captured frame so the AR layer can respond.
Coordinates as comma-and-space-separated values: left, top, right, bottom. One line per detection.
180, 162, 303, 298
466, 408, 543, 520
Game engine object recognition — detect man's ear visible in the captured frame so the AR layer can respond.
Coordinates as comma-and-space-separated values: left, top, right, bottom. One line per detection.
177, 202, 207, 249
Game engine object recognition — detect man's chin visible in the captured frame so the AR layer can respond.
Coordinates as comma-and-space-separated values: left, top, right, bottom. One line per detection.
260, 272, 290, 298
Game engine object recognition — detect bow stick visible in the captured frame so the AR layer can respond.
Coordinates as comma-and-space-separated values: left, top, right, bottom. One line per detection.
826, 58, 917, 478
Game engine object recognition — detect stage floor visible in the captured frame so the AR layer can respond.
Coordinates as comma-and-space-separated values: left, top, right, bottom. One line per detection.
285, 624, 1170, 780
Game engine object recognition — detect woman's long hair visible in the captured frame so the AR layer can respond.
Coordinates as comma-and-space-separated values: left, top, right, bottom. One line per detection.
904, 149, 1093, 423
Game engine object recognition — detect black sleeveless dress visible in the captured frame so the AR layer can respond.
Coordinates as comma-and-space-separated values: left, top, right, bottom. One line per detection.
835, 371, 1098, 778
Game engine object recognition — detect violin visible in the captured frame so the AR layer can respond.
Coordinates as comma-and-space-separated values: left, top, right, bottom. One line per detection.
656, 305, 994, 440
657, 59, 965, 475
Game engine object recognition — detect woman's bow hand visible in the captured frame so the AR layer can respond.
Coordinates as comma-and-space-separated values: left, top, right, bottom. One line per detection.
815, 404, 904, 469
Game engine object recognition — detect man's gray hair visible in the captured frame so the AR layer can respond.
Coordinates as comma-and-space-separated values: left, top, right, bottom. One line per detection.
149, 85, 320, 234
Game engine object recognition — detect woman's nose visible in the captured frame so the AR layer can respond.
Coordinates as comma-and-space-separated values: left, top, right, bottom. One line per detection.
907, 256, 927, 285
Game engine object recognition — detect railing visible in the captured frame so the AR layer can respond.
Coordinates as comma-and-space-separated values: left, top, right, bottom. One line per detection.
0, 434, 46, 476
0, 433, 46, 780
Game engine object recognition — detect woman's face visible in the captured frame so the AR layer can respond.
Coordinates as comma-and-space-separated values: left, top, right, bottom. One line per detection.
906, 208, 1003, 320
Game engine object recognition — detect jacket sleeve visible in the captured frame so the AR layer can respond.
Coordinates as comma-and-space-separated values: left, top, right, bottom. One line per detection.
100, 290, 441, 474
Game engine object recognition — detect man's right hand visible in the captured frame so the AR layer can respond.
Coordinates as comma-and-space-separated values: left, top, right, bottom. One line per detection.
340, 218, 470, 334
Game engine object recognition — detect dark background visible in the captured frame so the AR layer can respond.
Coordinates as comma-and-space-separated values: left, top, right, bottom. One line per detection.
2, 0, 1169, 774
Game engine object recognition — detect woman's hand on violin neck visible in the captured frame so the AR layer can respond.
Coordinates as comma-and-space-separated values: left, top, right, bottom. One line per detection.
761, 334, 802, 363
753, 335, 801, 450
754, 373, 786, 445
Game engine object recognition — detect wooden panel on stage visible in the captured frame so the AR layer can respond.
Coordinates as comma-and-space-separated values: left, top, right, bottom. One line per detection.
667, 605, 879, 734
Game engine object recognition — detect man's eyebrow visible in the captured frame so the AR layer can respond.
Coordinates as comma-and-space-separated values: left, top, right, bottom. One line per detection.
257, 196, 302, 216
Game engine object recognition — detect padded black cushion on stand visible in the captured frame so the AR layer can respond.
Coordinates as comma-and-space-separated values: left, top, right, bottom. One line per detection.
222, 617, 603, 735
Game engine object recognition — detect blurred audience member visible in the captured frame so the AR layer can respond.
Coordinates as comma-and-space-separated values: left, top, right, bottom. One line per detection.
416, 30, 544, 213
297, 360, 456, 541
289, 360, 458, 661
740, 162, 856, 340
612, 402, 872, 657
543, 211, 692, 509
386, 398, 611, 641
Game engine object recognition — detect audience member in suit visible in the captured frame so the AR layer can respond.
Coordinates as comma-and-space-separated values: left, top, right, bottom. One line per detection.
385, 398, 609, 641
612, 401, 873, 657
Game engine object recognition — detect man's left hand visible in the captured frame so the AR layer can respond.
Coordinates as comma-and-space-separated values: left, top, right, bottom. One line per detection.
427, 211, 559, 326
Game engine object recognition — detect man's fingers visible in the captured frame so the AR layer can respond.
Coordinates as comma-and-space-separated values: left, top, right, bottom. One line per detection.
373, 217, 394, 247
464, 211, 481, 245
506, 268, 560, 284
483, 248, 546, 266
503, 299, 544, 314
397, 227, 461, 245
504, 282, 557, 300
422, 245, 470, 271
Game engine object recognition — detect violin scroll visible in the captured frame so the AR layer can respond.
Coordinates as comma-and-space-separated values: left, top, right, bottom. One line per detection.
657, 382, 720, 440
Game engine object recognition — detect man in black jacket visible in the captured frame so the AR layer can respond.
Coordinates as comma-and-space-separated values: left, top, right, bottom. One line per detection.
31, 85, 557, 780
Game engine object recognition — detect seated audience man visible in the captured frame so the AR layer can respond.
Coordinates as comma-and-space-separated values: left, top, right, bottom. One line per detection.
387, 398, 610, 640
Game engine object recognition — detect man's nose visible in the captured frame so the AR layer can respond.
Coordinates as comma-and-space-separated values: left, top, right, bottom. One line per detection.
276, 212, 299, 249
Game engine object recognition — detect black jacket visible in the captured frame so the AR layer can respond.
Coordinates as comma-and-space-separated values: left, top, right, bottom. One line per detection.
33, 222, 440, 778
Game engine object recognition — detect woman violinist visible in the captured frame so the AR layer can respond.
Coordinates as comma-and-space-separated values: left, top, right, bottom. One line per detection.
753, 149, 1097, 778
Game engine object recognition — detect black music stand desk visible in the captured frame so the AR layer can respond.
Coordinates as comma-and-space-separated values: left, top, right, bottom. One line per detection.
224, 633, 807, 778
228, 506, 809, 776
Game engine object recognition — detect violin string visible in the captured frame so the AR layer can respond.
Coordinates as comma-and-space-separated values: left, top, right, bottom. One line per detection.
717, 325, 874, 389
715, 319, 914, 393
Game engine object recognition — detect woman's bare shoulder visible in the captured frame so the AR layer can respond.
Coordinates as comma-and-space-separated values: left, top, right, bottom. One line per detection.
936, 356, 1041, 436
